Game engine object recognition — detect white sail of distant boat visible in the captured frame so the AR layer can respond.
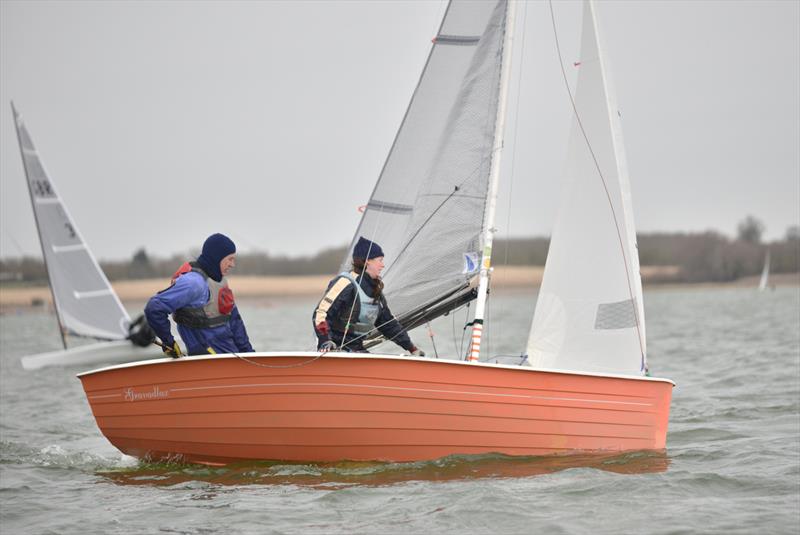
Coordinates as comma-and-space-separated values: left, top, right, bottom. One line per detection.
526, 1, 646, 375
758, 250, 770, 291
12, 103, 157, 369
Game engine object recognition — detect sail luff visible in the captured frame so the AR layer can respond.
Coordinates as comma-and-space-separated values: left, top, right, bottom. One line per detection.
11, 101, 68, 349
467, 0, 517, 362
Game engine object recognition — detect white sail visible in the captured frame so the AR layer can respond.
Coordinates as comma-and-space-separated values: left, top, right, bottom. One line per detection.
12, 103, 131, 341
758, 250, 770, 291
342, 0, 509, 335
526, 0, 646, 376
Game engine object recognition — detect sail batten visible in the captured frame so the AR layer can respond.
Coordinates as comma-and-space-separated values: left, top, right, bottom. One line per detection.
52, 244, 88, 253
434, 35, 481, 46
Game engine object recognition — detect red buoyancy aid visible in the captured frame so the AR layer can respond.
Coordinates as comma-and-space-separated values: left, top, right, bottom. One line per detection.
170, 261, 235, 329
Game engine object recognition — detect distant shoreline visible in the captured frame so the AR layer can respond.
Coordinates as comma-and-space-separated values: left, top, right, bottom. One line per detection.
0, 266, 797, 310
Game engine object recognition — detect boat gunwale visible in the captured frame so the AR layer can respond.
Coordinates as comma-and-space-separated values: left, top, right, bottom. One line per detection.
77, 352, 675, 386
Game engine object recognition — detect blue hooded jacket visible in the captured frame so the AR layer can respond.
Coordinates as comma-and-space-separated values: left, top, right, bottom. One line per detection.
144, 234, 254, 355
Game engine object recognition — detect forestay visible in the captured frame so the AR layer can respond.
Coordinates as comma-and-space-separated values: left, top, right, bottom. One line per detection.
342, 0, 509, 334
12, 104, 131, 341
526, 1, 647, 375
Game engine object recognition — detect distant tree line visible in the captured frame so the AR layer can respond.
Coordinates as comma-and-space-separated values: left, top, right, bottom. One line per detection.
2, 217, 798, 285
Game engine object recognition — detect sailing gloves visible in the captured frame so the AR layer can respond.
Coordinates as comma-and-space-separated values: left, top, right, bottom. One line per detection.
319, 340, 337, 353
162, 339, 184, 358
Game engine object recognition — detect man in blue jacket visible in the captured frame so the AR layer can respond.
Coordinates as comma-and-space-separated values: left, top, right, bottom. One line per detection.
145, 233, 254, 357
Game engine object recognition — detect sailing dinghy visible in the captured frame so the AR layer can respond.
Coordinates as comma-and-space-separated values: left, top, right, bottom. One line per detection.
78, 0, 673, 464
12, 104, 159, 370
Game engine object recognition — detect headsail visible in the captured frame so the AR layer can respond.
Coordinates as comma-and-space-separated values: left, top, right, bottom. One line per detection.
12, 103, 131, 341
341, 0, 509, 338
526, 1, 646, 375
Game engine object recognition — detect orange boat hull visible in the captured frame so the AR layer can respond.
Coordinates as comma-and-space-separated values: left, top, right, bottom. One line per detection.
78, 353, 673, 464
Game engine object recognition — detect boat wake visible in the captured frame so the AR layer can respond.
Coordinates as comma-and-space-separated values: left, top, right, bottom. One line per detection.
0, 439, 136, 471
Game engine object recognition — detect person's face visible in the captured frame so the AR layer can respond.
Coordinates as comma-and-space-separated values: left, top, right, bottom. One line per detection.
365, 256, 385, 278
220, 253, 236, 276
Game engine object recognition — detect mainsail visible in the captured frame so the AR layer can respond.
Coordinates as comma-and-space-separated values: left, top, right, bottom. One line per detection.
526, 1, 647, 375
12, 103, 131, 342
341, 0, 509, 339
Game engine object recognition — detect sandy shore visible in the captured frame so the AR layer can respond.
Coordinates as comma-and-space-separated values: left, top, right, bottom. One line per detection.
0, 266, 545, 308
1, 266, 796, 309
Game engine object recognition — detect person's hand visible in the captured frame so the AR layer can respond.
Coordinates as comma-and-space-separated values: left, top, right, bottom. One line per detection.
410, 346, 425, 357
319, 340, 337, 353
162, 340, 184, 358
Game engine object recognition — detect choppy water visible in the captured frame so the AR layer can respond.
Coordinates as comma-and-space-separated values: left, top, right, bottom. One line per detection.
1, 287, 798, 534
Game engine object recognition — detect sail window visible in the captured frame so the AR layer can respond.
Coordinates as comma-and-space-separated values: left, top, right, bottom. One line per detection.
594, 299, 637, 330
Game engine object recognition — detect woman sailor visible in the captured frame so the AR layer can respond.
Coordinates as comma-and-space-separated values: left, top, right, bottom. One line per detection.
145, 233, 254, 357
313, 236, 424, 355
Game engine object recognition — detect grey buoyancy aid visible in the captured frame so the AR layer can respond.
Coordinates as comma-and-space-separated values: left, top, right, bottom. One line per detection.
338, 271, 380, 335
171, 262, 235, 329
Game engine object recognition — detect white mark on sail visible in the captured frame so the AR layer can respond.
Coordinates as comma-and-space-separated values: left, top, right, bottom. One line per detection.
73, 289, 114, 299
52, 244, 87, 253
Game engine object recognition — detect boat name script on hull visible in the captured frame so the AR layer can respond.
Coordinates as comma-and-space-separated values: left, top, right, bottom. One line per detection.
124, 386, 169, 401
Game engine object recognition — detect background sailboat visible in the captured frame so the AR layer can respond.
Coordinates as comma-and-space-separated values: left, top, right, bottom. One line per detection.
12, 103, 158, 370
758, 250, 771, 291
77, 0, 673, 465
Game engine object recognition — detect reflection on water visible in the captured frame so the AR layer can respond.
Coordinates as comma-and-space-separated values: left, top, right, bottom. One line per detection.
99, 450, 669, 489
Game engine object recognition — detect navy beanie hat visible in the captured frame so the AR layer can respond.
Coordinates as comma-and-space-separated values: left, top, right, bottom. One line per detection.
197, 233, 236, 282
352, 236, 384, 260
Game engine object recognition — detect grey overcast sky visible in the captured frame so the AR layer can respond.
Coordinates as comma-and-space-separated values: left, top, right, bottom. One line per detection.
1, 0, 798, 261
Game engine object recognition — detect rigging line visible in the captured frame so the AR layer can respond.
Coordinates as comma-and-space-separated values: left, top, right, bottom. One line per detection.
547, 0, 645, 365
342, 170, 390, 347
338, 306, 408, 351
381, 151, 495, 280
451, 307, 458, 356
233, 352, 323, 369
340, 288, 475, 353
340, 252, 370, 349
426, 321, 439, 358
461, 301, 471, 360
503, 0, 529, 268
3, 232, 26, 256
499, 0, 529, 345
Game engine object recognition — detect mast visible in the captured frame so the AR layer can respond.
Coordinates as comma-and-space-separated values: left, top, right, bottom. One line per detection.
467, 0, 517, 362
11, 102, 68, 349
